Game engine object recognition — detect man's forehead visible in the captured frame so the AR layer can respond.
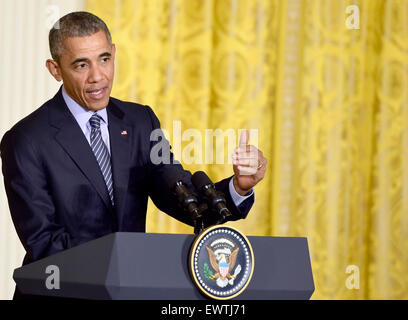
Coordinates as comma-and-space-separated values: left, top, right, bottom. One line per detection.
62, 31, 112, 58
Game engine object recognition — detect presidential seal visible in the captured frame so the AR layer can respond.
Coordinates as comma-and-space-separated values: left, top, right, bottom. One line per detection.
189, 225, 254, 300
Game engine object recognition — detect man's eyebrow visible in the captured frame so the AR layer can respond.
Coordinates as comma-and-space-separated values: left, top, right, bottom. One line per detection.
71, 57, 90, 66
71, 52, 112, 65
99, 52, 112, 58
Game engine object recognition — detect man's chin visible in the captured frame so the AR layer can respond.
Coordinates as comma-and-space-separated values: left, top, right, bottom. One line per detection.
86, 99, 110, 111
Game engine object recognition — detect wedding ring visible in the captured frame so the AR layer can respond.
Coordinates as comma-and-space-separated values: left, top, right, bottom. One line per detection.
257, 163, 263, 170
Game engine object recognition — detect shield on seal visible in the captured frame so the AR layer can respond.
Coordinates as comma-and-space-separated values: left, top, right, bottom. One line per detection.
219, 263, 229, 278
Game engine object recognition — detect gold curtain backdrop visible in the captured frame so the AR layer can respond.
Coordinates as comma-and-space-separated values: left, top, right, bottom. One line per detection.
86, 0, 408, 299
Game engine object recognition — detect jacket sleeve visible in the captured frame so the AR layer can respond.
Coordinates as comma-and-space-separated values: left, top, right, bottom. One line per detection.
143, 106, 254, 227
0, 130, 90, 262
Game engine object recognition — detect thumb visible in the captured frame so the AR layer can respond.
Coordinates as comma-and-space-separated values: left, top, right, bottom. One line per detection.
239, 129, 249, 147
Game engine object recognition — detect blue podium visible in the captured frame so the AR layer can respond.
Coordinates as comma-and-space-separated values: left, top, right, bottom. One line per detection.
13, 232, 314, 300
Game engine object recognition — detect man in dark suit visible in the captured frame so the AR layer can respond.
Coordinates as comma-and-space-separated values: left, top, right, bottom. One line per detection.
0, 12, 267, 299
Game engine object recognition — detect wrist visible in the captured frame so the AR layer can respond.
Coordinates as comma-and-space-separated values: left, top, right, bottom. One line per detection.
233, 176, 252, 196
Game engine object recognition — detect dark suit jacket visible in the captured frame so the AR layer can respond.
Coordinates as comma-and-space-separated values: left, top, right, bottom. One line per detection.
1, 87, 254, 272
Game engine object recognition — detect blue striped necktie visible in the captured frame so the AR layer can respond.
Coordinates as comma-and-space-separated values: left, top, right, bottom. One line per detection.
89, 113, 114, 206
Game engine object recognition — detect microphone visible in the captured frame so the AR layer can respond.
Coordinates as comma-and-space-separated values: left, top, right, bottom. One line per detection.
191, 171, 232, 224
162, 166, 204, 234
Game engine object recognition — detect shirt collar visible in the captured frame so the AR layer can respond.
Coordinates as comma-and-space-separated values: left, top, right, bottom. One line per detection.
61, 85, 108, 126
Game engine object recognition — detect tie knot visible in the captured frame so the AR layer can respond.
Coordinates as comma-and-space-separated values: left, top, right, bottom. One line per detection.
89, 113, 102, 129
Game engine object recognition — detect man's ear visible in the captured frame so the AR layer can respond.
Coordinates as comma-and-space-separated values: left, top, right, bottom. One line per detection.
111, 43, 116, 60
46, 59, 63, 82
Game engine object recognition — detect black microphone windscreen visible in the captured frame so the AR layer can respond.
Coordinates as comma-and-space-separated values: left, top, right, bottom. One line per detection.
191, 171, 213, 190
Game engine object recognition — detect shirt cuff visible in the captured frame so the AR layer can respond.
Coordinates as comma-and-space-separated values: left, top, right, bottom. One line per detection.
229, 177, 254, 207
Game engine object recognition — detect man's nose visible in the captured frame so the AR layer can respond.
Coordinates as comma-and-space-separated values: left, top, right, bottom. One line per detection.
88, 65, 104, 83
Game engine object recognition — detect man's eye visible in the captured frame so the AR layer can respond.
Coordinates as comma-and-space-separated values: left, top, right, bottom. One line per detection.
76, 64, 86, 69
102, 57, 110, 63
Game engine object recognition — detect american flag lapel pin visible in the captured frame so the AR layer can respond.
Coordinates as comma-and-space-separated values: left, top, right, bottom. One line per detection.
121, 130, 128, 136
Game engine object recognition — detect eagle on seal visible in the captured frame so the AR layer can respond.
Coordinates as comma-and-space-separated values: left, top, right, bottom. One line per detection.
206, 246, 239, 283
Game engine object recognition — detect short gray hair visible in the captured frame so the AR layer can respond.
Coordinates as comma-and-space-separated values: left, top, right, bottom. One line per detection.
49, 11, 112, 61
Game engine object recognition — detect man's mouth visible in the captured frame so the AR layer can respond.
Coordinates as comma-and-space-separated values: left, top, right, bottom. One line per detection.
87, 87, 106, 99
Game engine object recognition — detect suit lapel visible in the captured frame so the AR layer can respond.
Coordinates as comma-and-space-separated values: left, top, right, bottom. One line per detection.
49, 88, 113, 212
106, 101, 132, 223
